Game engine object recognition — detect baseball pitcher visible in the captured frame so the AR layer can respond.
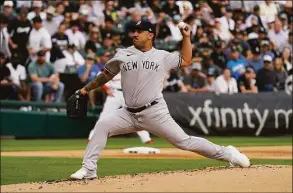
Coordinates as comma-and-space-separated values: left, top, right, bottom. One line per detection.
88, 72, 153, 144
69, 20, 250, 180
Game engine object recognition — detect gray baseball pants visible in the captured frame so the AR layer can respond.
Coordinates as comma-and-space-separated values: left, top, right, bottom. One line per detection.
82, 98, 231, 171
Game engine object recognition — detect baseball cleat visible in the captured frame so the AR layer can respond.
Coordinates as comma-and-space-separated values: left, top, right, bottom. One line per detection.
227, 145, 250, 168
70, 168, 97, 180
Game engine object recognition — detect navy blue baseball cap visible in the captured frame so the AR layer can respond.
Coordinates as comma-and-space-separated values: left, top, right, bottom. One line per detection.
134, 20, 156, 34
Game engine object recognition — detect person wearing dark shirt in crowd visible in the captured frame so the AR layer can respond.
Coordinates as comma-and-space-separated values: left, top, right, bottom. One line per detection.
2, 1, 17, 24
162, 0, 180, 18
8, 8, 32, 65
164, 69, 188, 92
260, 40, 275, 60
237, 67, 258, 93
148, 0, 162, 15
96, 33, 116, 57
51, 23, 69, 63
273, 57, 288, 90
247, 46, 263, 73
84, 27, 102, 55
0, 52, 14, 99
100, 16, 121, 39
211, 41, 227, 69
155, 11, 172, 40
201, 56, 221, 77
256, 55, 278, 92
183, 63, 208, 92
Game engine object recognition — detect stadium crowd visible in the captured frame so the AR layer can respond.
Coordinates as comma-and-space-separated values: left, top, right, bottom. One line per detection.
0, 0, 292, 107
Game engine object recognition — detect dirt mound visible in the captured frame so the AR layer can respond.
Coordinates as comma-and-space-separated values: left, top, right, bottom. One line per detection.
2, 165, 292, 192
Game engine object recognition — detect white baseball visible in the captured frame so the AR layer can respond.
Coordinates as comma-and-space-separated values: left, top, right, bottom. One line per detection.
178, 21, 187, 29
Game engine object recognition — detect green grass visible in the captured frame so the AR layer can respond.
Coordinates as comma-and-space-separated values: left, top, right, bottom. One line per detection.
1, 156, 292, 185
1, 136, 292, 152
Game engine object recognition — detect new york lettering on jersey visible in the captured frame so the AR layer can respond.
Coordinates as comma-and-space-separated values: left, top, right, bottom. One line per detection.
121, 60, 159, 72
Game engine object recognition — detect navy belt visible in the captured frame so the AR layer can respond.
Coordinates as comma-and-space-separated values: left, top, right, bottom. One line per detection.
117, 88, 123, 91
126, 101, 158, 113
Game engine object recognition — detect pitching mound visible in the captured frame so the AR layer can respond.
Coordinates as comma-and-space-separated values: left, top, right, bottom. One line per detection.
2, 165, 292, 192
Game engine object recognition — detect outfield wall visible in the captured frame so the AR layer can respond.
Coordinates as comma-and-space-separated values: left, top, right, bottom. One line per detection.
0, 92, 292, 138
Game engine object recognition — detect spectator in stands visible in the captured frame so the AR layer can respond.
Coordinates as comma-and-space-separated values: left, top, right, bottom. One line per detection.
54, 2, 65, 26
280, 13, 289, 35
27, 1, 46, 21
279, 31, 292, 52
155, 12, 172, 41
96, 33, 116, 57
100, 16, 121, 39
163, 69, 188, 92
28, 50, 64, 102
78, 54, 102, 107
183, 63, 208, 92
176, 0, 193, 20
0, 14, 11, 58
274, 57, 288, 91
2, 1, 16, 23
245, 5, 264, 29
260, 40, 275, 60
214, 18, 233, 42
219, 6, 235, 32
27, 16, 52, 62
8, 8, 32, 65
247, 46, 263, 73
259, 0, 278, 26
51, 23, 70, 52
268, 20, 287, 51
59, 44, 85, 73
206, 68, 216, 92
282, 47, 292, 72
201, 56, 221, 77
227, 46, 247, 80
256, 55, 277, 92
65, 20, 86, 50
237, 67, 258, 93
0, 52, 14, 99
6, 53, 30, 101
85, 27, 102, 55
214, 68, 238, 94
149, 0, 161, 15
43, 6, 59, 36
162, 0, 180, 18
167, 14, 183, 41
211, 40, 227, 69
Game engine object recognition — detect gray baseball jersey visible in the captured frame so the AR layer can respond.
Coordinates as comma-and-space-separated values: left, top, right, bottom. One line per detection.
104, 46, 182, 107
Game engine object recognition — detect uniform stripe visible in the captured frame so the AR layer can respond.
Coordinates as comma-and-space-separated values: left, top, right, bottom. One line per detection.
178, 55, 182, 69
104, 66, 116, 76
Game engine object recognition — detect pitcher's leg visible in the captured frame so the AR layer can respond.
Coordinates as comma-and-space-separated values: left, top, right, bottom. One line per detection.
148, 118, 231, 161
136, 130, 152, 143
79, 109, 136, 173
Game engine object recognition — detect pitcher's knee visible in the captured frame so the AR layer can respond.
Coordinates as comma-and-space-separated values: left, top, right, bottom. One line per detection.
92, 119, 111, 137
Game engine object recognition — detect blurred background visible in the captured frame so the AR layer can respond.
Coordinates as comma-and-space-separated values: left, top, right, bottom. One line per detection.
0, 0, 292, 138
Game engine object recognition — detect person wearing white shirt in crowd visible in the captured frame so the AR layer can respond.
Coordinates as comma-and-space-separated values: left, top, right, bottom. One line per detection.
43, 6, 59, 36
176, 0, 193, 20
27, 16, 52, 62
65, 20, 86, 50
219, 6, 235, 32
259, 0, 278, 26
0, 14, 11, 58
214, 18, 233, 42
27, 1, 46, 21
167, 15, 183, 42
6, 54, 30, 101
214, 68, 238, 94
268, 20, 287, 50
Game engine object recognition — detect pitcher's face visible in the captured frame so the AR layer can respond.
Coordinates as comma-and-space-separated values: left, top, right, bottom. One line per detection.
133, 29, 153, 48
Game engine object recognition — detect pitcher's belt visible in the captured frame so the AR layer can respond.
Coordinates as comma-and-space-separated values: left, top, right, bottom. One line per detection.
126, 101, 158, 113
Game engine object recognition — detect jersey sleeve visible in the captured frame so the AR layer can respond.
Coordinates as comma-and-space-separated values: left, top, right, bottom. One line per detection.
104, 49, 125, 76
164, 51, 182, 71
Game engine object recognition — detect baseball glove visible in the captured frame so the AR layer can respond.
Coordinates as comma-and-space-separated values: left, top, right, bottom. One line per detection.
66, 90, 88, 119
